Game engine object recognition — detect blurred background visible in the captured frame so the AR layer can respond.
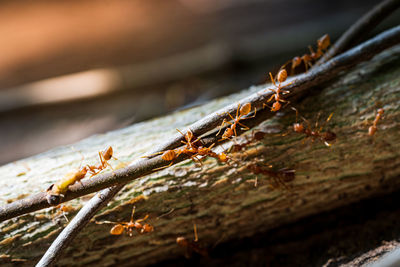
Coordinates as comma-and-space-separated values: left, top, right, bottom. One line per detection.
1, 0, 399, 165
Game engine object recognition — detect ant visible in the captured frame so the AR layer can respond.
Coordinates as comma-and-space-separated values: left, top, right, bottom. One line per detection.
96, 206, 153, 236
265, 69, 291, 112
368, 108, 384, 136
247, 163, 295, 189
195, 143, 229, 163
46, 166, 88, 205
53, 204, 75, 222
176, 224, 208, 258
292, 107, 336, 147
86, 146, 117, 177
230, 130, 267, 153
177, 129, 202, 152
282, 34, 331, 74
216, 102, 256, 140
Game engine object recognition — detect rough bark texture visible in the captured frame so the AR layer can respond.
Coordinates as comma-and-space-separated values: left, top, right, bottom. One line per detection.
0, 45, 400, 266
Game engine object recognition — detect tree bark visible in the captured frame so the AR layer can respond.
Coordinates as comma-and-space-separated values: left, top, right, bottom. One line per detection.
0, 45, 400, 266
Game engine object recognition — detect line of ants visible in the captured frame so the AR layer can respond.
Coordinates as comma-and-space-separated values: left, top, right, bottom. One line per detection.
42, 32, 385, 250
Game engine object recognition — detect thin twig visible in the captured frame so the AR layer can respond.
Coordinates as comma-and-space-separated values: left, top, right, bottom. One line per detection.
317, 0, 400, 65
35, 185, 124, 267
1, 25, 400, 223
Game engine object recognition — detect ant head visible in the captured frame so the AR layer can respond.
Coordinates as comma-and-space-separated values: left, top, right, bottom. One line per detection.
277, 69, 287, 83
223, 128, 234, 138
377, 108, 384, 116
142, 224, 154, 233
185, 130, 194, 142
240, 103, 252, 116
271, 102, 281, 112
293, 123, 304, 133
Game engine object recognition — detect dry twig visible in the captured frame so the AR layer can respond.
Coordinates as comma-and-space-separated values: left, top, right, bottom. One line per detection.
317, 0, 400, 65
35, 185, 124, 267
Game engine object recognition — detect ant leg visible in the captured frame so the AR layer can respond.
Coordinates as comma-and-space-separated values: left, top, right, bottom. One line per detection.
319, 113, 334, 132
236, 103, 241, 119
153, 161, 174, 171
267, 91, 276, 102
237, 121, 250, 131
193, 223, 198, 242
269, 72, 277, 87
135, 214, 149, 223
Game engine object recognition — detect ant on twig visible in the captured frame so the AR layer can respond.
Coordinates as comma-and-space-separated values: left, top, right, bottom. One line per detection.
96, 206, 153, 236
282, 34, 331, 74
144, 129, 227, 170
292, 107, 336, 147
86, 146, 117, 177
264, 69, 292, 112
176, 223, 209, 258
216, 103, 256, 140
368, 108, 384, 136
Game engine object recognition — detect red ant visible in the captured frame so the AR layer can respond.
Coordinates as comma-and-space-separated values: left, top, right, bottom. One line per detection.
283, 34, 330, 74
265, 69, 291, 112
292, 107, 336, 146
176, 224, 208, 258
368, 108, 384, 136
247, 163, 295, 188
53, 204, 75, 222
195, 143, 229, 163
216, 102, 256, 140
96, 206, 154, 236
87, 146, 117, 177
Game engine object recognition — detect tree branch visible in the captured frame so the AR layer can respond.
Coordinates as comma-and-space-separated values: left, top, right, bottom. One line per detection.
1, 25, 400, 223
35, 185, 124, 267
317, 0, 400, 65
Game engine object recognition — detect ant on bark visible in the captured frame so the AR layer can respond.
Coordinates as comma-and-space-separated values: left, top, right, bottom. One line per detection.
230, 130, 266, 153
265, 69, 291, 112
96, 206, 153, 236
246, 163, 296, 189
216, 103, 256, 140
176, 224, 208, 258
292, 107, 336, 147
368, 108, 384, 136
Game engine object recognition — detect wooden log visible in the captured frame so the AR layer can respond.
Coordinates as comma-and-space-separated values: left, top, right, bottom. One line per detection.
0, 44, 400, 266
